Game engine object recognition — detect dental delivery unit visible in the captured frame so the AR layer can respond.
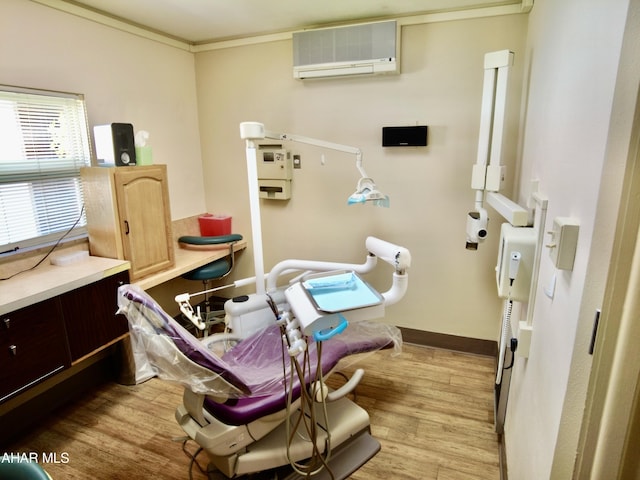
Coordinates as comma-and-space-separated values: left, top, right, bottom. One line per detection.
117, 123, 411, 479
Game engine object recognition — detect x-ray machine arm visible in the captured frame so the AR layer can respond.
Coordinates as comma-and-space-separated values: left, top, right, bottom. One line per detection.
466, 50, 528, 250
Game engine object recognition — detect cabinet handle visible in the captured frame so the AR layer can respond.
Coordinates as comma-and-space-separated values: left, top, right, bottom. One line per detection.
3, 318, 9, 329
124, 220, 130, 235
9, 345, 17, 356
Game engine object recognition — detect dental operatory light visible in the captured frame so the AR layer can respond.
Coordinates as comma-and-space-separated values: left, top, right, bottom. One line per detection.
348, 176, 390, 207
241, 122, 390, 296
241, 122, 390, 208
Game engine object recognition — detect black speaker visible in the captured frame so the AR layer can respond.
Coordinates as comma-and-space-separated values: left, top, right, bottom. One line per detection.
382, 126, 428, 147
112, 123, 136, 166
94, 123, 136, 166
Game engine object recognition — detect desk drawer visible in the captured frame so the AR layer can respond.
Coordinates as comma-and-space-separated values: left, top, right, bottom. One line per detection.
0, 298, 70, 403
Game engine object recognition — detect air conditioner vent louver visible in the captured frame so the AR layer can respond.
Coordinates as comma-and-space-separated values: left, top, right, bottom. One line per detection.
293, 21, 399, 79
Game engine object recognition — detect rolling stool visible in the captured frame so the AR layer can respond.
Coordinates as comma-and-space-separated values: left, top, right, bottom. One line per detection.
0, 460, 52, 479
178, 233, 243, 335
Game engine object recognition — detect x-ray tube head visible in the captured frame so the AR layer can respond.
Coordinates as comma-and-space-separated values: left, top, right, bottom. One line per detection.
466, 208, 488, 250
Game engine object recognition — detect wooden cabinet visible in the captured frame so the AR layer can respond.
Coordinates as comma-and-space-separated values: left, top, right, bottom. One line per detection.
60, 270, 130, 362
0, 299, 70, 403
0, 271, 130, 404
81, 165, 174, 281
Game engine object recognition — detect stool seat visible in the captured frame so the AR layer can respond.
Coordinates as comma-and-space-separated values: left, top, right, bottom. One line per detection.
178, 234, 243, 246
183, 258, 231, 281
0, 461, 51, 479
178, 233, 243, 334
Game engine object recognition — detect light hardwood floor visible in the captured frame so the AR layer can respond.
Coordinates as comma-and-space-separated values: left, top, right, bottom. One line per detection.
8, 344, 500, 480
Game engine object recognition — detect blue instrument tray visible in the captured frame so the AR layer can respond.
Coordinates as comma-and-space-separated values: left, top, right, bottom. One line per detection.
301, 271, 383, 313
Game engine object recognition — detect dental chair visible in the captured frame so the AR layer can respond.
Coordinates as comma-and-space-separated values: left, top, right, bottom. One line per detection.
119, 236, 411, 479
118, 284, 401, 479
178, 234, 243, 333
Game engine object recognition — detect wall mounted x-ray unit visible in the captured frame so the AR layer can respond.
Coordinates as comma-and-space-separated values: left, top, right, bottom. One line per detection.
466, 50, 530, 249
496, 223, 536, 302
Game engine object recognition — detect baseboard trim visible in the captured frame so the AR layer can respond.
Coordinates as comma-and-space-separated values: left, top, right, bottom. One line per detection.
399, 327, 498, 357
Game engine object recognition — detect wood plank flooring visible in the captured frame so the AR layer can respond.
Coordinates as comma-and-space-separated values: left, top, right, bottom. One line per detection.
7, 344, 500, 480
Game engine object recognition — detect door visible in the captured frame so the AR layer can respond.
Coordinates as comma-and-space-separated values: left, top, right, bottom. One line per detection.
114, 165, 174, 279
575, 46, 640, 479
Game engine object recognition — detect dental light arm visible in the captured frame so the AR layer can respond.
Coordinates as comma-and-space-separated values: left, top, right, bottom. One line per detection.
267, 131, 362, 162
274, 131, 390, 207
240, 122, 390, 295
243, 122, 390, 208
271, 132, 385, 204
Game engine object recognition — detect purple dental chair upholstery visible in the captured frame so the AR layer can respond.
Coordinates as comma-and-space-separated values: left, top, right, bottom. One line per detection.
117, 284, 401, 479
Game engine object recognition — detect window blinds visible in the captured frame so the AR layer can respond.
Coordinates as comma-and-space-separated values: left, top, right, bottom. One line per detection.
0, 86, 91, 250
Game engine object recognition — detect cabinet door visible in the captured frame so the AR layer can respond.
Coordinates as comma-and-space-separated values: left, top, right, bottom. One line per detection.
0, 299, 70, 403
60, 271, 130, 362
114, 165, 174, 280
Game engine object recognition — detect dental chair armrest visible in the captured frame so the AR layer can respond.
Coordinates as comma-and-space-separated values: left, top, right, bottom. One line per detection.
327, 368, 364, 402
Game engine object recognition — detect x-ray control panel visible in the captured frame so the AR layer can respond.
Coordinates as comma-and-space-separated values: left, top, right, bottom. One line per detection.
257, 144, 292, 200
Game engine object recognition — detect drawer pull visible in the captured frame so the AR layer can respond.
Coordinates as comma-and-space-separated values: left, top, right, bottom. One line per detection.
9, 345, 17, 356
3, 318, 9, 329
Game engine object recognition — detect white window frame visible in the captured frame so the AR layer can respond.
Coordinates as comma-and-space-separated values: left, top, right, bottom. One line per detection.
0, 85, 92, 254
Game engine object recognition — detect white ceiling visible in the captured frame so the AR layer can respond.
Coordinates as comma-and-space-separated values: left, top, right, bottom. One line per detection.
59, 0, 522, 44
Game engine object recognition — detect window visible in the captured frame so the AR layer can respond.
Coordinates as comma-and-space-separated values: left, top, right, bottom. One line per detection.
0, 86, 91, 252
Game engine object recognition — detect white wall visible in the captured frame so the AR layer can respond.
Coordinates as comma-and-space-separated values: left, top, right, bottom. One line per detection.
1, 2, 529, 341
0, 0, 206, 220
504, 0, 631, 478
9, 1, 636, 476
195, 14, 528, 340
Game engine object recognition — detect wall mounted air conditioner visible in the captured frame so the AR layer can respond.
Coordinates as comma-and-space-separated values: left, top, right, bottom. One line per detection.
293, 21, 399, 80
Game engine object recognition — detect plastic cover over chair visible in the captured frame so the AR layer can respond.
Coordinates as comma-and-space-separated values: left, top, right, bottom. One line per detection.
117, 284, 401, 400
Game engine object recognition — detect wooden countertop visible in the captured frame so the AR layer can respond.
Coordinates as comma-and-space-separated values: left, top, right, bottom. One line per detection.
134, 239, 247, 290
0, 254, 130, 316
0, 213, 247, 314
0, 240, 247, 314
